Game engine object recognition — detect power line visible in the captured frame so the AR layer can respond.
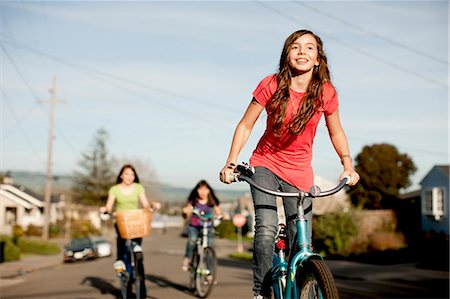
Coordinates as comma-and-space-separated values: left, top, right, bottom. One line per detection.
1, 89, 46, 165
1, 32, 446, 160
293, 1, 448, 65
3, 38, 230, 126
254, 1, 447, 88
0, 35, 242, 115
0, 43, 80, 157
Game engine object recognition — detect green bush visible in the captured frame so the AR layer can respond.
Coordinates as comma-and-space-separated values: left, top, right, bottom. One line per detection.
50, 222, 63, 238
215, 220, 237, 239
26, 224, 42, 237
17, 238, 61, 255
70, 220, 100, 238
12, 225, 25, 244
0, 235, 21, 261
313, 210, 358, 257
229, 251, 253, 262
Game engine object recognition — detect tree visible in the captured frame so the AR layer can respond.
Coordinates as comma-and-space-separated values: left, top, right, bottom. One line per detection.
72, 128, 115, 205
349, 143, 416, 209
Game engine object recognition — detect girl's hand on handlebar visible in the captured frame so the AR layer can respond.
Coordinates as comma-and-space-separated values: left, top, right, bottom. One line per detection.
182, 205, 193, 215
150, 202, 161, 211
99, 206, 111, 221
219, 162, 237, 184
340, 167, 360, 186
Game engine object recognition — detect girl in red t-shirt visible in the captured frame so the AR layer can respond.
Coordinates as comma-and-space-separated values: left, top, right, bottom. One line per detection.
219, 30, 359, 299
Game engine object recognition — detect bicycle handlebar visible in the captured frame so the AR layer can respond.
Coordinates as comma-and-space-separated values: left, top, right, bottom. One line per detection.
233, 162, 349, 198
192, 209, 213, 222
192, 208, 223, 227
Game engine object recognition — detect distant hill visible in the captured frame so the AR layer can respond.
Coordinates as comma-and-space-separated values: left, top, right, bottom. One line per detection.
3, 171, 247, 203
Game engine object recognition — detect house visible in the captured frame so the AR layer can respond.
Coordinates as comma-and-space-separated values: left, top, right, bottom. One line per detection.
420, 165, 449, 236
0, 180, 64, 235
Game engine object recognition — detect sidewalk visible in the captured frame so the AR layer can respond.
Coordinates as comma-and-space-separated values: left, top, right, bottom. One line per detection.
0, 254, 62, 279
0, 237, 67, 289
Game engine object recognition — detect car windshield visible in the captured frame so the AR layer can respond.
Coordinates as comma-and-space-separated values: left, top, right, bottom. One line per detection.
71, 238, 92, 246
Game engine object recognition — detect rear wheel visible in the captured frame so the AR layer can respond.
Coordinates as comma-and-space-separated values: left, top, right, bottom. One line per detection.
296, 259, 339, 299
195, 247, 217, 298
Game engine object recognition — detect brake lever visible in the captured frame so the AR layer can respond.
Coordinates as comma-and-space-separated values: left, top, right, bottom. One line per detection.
236, 162, 255, 177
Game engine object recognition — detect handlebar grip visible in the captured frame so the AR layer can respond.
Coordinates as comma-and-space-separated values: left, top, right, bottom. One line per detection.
342, 176, 351, 185
236, 163, 255, 177
232, 173, 240, 182
99, 212, 111, 221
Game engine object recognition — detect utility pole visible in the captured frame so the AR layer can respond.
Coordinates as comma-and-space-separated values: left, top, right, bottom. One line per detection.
42, 77, 59, 240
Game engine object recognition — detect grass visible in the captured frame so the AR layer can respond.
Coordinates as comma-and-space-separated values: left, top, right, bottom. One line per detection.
229, 251, 253, 262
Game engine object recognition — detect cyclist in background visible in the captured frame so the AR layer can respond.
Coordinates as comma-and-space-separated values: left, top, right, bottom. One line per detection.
181, 180, 222, 271
99, 164, 160, 271
219, 30, 359, 299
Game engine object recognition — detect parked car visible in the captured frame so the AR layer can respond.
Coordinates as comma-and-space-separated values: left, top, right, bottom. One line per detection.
63, 237, 98, 263
91, 236, 112, 258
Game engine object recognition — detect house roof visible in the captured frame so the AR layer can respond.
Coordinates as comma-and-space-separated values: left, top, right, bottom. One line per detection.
436, 165, 450, 177
399, 189, 421, 200
10, 184, 61, 203
0, 184, 44, 207
0, 189, 34, 209
420, 164, 450, 185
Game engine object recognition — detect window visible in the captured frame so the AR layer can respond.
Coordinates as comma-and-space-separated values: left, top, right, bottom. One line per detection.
423, 187, 445, 221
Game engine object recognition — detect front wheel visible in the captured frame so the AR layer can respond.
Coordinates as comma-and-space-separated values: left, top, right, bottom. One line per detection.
195, 247, 217, 298
133, 251, 146, 299
296, 259, 339, 299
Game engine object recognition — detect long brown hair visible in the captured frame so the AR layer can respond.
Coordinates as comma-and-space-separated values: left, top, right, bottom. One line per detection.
268, 30, 332, 136
187, 180, 219, 207
116, 164, 140, 184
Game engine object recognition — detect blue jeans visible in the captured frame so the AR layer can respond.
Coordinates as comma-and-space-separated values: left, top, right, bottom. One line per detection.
114, 224, 142, 261
184, 225, 214, 260
251, 167, 312, 297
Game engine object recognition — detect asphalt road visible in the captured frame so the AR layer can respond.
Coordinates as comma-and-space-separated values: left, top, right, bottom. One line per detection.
1, 228, 449, 299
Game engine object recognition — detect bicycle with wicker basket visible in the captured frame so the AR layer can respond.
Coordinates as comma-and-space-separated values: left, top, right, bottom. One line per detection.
101, 208, 153, 299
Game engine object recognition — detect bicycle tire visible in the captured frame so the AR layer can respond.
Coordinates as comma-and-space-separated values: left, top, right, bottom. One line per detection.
296, 259, 339, 299
118, 271, 129, 299
190, 248, 199, 290
195, 247, 217, 298
133, 251, 146, 299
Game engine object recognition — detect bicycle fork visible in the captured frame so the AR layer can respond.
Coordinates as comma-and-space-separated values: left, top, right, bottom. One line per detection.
284, 193, 322, 299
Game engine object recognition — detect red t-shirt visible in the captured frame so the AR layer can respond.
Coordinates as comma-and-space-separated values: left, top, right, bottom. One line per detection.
249, 74, 339, 191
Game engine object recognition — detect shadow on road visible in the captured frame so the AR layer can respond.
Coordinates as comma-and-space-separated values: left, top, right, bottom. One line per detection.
81, 276, 122, 298
217, 257, 252, 269
145, 273, 195, 297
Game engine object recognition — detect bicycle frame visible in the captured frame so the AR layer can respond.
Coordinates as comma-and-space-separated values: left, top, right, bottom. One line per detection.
236, 164, 348, 299
189, 208, 218, 298
100, 211, 146, 299
192, 209, 214, 275
284, 192, 322, 298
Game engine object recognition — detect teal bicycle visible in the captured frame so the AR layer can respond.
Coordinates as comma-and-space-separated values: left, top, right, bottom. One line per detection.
234, 163, 349, 299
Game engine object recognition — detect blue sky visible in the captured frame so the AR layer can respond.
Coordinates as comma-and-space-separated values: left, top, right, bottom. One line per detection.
1, 1, 448, 192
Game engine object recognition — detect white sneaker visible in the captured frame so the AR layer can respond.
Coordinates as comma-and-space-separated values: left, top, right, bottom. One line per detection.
181, 257, 190, 272
133, 244, 142, 252
114, 260, 126, 272
253, 295, 264, 299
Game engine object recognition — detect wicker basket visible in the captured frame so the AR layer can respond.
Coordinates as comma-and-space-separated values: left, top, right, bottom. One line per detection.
116, 209, 152, 239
